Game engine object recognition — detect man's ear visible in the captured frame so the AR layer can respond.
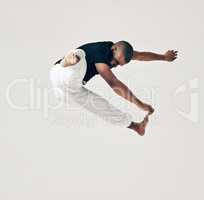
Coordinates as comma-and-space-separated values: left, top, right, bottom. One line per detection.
111, 45, 117, 51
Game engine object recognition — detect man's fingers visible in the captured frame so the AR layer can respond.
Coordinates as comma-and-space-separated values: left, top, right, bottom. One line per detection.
165, 50, 178, 61
147, 111, 153, 116
167, 50, 178, 53
75, 55, 80, 61
148, 106, 154, 115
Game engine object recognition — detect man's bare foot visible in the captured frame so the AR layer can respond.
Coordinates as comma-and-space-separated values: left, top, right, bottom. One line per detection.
127, 116, 149, 136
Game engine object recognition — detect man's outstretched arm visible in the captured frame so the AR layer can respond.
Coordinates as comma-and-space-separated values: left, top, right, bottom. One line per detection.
132, 50, 178, 62
95, 63, 154, 115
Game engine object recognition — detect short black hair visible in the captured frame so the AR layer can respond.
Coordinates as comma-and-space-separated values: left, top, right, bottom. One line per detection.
117, 40, 133, 63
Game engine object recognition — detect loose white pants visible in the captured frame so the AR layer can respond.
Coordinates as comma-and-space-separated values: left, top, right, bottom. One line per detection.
49, 49, 133, 127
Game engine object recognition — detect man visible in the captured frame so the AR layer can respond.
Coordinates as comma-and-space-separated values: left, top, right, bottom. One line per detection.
50, 41, 177, 136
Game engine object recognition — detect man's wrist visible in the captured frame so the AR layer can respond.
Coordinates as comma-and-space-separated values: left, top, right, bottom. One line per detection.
159, 54, 166, 61
163, 54, 166, 60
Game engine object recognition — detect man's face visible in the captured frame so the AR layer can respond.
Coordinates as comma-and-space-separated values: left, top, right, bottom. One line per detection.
110, 47, 127, 67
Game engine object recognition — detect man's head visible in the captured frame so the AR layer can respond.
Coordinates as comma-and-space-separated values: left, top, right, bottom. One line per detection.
110, 40, 133, 67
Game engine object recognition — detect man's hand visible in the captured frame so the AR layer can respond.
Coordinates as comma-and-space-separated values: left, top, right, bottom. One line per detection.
164, 50, 178, 62
141, 103, 154, 115
63, 52, 81, 67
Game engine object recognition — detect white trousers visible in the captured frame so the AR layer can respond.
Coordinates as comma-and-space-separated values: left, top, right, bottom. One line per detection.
49, 49, 133, 127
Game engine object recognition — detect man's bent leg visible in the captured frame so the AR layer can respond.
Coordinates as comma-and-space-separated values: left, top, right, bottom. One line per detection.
50, 49, 87, 101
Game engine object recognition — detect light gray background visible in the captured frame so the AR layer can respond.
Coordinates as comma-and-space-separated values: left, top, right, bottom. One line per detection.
1, 0, 203, 199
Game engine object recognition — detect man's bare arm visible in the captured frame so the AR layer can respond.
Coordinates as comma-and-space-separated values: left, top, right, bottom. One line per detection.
132, 50, 178, 62
95, 63, 154, 114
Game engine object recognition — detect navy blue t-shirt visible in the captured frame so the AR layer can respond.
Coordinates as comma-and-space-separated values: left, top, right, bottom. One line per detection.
54, 41, 114, 83
76, 41, 114, 83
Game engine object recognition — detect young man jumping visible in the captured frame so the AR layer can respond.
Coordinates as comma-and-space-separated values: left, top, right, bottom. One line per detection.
50, 41, 177, 136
